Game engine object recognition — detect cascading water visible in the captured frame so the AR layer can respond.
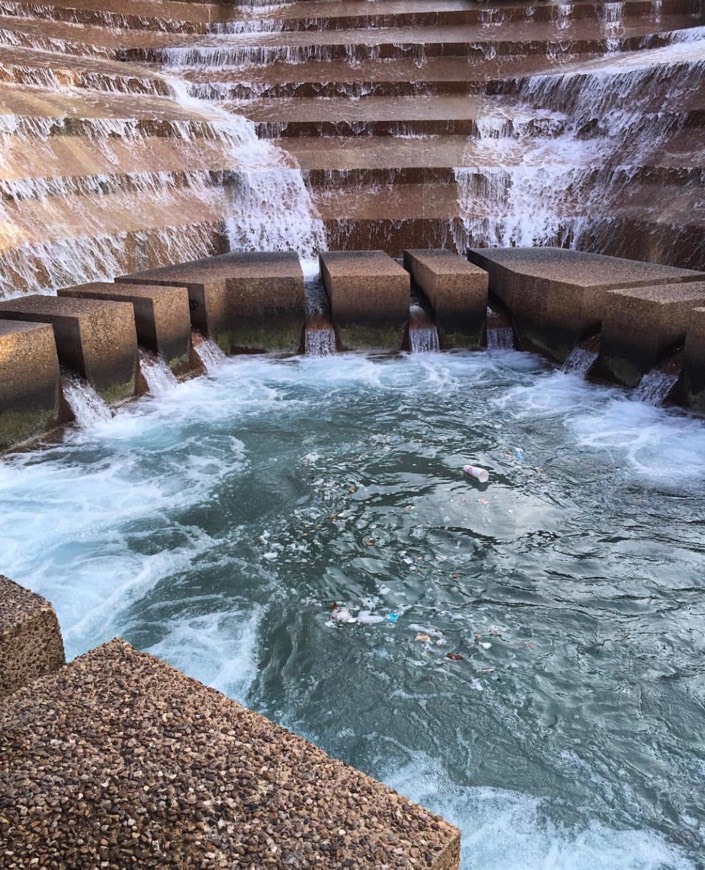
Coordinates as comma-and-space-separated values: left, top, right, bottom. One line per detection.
303, 267, 337, 357
0, 4, 326, 298
61, 372, 112, 426
138, 349, 179, 396
454, 31, 705, 253
407, 303, 440, 353
192, 334, 227, 373
562, 346, 598, 377
633, 370, 678, 405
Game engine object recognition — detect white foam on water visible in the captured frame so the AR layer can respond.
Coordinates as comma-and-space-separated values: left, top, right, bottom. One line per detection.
146, 606, 263, 703
500, 369, 705, 489
385, 756, 697, 870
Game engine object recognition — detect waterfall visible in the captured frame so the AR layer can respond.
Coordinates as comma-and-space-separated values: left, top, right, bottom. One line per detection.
454, 33, 705, 251
486, 306, 515, 350
193, 335, 227, 373
166, 78, 326, 257
139, 350, 179, 396
0, 5, 326, 298
61, 373, 112, 427
407, 304, 440, 354
303, 272, 336, 357
562, 347, 598, 377
305, 321, 336, 356
633, 371, 679, 406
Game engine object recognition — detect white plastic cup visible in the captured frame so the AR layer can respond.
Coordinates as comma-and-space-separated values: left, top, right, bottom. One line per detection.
463, 465, 489, 484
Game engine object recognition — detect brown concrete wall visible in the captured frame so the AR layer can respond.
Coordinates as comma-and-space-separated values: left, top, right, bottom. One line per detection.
680, 307, 705, 412
404, 249, 488, 349
0, 321, 62, 452
0, 575, 65, 699
59, 282, 193, 375
596, 283, 705, 387
468, 247, 705, 362
120, 252, 305, 353
320, 250, 409, 349
0, 296, 139, 404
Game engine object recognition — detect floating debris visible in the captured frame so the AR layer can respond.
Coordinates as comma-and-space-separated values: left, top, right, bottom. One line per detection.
386, 612, 401, 624
416, 633, 432, 643
446, 653, 464, 661
330, 604, 356, 624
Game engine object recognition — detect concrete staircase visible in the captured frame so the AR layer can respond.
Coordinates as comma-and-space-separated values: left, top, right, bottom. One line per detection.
0, 0, 703, 297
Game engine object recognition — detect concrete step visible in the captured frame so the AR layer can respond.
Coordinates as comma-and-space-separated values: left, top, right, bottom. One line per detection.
0, 45, 174, 95
180, 54, 600, 100
0, 0, 214, 32
120, 16, 702, 67
216, 0, 698, 31
0, 638, 460, 868
238, 94, 565, 139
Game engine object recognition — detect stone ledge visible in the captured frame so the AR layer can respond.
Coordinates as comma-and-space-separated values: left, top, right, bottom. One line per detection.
404, 249, 487, 349
597, 282, 705, 386
468, 246, 705, 361
0, 575, 65, 699
0, 295, 138, 405
0, 638, 460, 869
0, 321, 61, 452
59, 282, 193, 375
320, 250, 410, 349
120, 252, 305, 353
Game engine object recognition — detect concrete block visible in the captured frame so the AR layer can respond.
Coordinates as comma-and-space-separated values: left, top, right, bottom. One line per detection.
58, 282, 192, 375
683, 307, 705, 413
120, 252, 305, 353
0, 320, 61, 451
404, 249, 488, 349
597, 282, 705, 387
0, 576, 65, 699
320, 250, 409, 349
468, 247, 704, 361
0, 296, 138, 404
0, 639, 461, 868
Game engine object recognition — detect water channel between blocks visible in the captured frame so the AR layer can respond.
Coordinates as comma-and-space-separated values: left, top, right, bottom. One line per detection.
2, 347, 704, 868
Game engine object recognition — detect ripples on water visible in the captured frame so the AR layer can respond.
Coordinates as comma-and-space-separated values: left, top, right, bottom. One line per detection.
1, 351, 704, 868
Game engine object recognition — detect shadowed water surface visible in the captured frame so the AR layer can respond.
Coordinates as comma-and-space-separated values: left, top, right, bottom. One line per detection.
1, 351, 704, 868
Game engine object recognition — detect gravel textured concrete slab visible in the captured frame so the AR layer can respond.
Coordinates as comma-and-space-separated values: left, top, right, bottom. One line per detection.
121, 252, 305, 353
0, 638, 460, 869
597, 282, 705, 386
468, 246, 705, 360
0, 575, 64, 699
59, 282, 193, 375
320, 250, 410, 349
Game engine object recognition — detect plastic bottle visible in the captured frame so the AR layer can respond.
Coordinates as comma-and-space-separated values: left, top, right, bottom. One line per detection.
463, 465, 489, 484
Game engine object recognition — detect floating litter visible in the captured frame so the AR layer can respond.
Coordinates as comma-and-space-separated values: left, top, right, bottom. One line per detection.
463, 465, 489, 483
386, 612, 401, 624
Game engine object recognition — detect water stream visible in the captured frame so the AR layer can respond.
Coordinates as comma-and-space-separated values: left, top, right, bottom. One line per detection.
3, 350, 704, 868
61, 371, 112, 426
